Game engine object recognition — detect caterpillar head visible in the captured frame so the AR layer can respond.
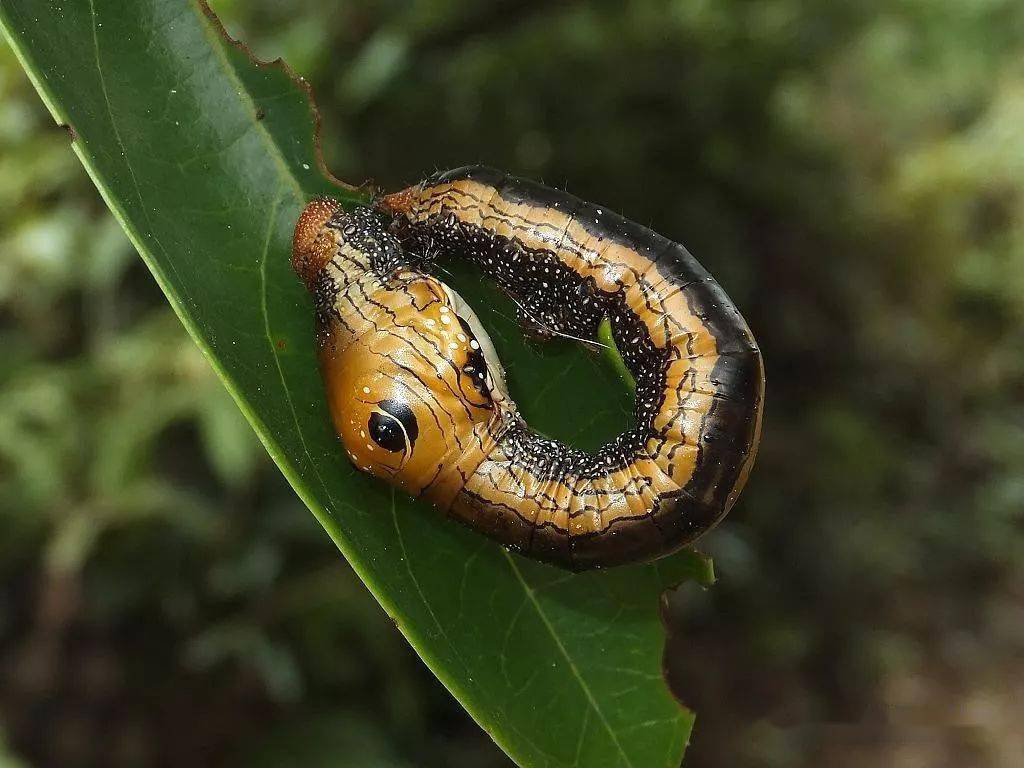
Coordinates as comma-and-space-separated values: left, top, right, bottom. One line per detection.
293, 197, 509, 499
318, 272, 509, 500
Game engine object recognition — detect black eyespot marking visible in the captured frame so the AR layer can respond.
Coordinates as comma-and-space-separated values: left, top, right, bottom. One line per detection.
368, 412, 406, 452
457, 316, 493, 404
463, 349, 489, 394
378, 399, 419, 444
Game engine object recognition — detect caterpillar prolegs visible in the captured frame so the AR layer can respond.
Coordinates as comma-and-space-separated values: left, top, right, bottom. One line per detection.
291, 167, 764, 570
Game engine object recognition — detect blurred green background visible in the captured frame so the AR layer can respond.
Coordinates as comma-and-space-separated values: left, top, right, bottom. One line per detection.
2, 1, 1023, 766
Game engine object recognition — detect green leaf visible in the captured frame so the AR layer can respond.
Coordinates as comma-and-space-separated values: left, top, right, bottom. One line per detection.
0, 2, 715, 765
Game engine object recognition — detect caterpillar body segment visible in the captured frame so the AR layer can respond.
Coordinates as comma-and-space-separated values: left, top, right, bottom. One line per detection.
293, 166, 764, 570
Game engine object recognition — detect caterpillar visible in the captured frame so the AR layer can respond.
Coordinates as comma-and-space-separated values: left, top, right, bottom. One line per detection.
292, 166, 764, 570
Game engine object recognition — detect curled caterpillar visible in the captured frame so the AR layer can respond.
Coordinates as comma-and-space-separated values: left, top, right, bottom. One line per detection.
292, 167, 764, 570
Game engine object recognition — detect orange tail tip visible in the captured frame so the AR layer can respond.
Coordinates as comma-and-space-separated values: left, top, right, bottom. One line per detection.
378, 187, 416, 216
292, 197, 340, 289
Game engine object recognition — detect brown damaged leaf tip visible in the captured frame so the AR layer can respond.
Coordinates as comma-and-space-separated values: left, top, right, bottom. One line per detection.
292, 197, 340, 289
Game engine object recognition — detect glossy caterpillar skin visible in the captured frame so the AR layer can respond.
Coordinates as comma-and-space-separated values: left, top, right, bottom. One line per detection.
292, 167, 764, 570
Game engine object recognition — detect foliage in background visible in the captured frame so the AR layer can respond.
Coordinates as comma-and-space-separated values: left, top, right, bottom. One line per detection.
2, 0, 1024, 766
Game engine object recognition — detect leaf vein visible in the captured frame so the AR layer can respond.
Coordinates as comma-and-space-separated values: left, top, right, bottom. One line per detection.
503, 552, 637, 768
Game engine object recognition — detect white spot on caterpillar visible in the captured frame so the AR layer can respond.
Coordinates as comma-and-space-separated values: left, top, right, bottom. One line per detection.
362, 387, 370, 394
